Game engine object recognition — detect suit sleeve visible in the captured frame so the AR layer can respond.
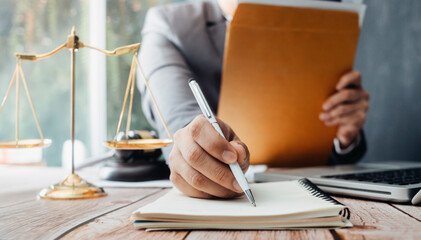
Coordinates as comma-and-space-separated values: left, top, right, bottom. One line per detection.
328, 130, 367, 165
138, 8, 202, 161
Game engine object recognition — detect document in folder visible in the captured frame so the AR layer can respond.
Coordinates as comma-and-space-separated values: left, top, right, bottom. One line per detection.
218, 0, 363, 167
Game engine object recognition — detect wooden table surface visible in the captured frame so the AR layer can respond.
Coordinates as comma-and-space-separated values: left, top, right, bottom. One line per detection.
0, 165, 420, 240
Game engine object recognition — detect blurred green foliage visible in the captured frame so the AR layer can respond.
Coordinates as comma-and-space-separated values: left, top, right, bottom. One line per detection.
0, 0, 90, 166
105, 0, 184, 142
0, 0, 183, 166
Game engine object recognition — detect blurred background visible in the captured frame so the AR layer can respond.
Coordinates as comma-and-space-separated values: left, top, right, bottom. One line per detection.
355, 0, 421, 162
0, 0, 181, 166
0, 0, 420, 166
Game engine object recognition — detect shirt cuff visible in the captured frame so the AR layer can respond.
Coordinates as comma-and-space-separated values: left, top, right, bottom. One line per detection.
333, 133, 361, 155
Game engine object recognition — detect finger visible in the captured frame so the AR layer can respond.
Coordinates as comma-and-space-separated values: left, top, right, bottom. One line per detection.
336, 71, 361, 90
177, 134, 242, 193
189, 115, 237, 164
230, 141, 250, 173
323, 115, 351, 126
337, 125, 360, 147
175, 154, 241, 198
170, 172, 212, 199
323, 110, 366, 127
320, 100, 368, 121
322, 89, 364, 111
170, 147, 238, 198
215, 117, 236, 141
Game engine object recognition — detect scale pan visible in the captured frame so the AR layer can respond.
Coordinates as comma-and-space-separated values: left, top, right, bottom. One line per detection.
0, 139, 52, 148
104, 138, 173, 150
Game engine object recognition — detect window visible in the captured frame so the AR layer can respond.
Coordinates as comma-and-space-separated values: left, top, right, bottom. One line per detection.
0, 0, 183, 166
105, 0, 185, 142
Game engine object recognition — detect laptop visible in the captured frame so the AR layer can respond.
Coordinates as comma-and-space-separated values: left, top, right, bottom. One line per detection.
254, 161, 421, 204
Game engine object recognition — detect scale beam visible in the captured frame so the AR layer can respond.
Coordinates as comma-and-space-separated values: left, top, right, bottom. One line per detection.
1, 26, 173, 200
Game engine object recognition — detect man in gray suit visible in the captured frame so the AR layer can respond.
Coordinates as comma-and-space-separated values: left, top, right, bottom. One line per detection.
138, 0, 369, 199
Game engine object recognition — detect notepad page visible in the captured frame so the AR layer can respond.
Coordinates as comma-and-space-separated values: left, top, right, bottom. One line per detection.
134, 180, 344, 220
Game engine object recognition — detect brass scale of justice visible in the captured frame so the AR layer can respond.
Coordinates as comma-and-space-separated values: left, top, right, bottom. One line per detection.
0, 27, 173, 199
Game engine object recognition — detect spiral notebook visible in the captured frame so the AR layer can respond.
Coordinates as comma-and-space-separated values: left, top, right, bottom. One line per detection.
131, 179, 352, 231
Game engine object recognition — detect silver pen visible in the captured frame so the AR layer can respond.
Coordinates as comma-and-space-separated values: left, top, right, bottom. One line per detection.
188, 78, 256, 207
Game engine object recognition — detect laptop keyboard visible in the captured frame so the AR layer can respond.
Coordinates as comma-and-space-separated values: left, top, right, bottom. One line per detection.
322, 167, 421, 185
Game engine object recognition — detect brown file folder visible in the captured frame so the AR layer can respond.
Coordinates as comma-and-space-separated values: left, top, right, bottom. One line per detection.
218, 4, 360, 167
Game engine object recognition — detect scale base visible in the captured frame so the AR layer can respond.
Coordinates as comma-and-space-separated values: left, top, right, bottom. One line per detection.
38, 173, 107, 200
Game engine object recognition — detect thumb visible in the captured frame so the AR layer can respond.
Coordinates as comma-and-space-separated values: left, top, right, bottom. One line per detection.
337, 126, 358, 148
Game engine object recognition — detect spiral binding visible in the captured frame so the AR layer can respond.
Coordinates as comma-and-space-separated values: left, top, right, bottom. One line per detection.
298, 178, 350, 219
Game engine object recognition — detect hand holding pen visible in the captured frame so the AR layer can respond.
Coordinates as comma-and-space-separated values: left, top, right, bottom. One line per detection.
189, 79, 256, 206
167, 79, 253, 204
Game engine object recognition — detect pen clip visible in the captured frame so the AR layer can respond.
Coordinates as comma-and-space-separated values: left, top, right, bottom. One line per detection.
189, 80, 213, 120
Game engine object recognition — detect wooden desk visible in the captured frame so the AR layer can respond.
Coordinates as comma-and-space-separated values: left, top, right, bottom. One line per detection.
0, 166, 420, 240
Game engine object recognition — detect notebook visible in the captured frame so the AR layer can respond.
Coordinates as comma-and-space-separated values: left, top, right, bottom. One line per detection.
218, 0, 365, 167
131, 179, 352, 231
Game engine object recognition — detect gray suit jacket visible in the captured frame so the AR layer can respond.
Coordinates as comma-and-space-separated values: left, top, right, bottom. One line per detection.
138, 0, 366, 164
